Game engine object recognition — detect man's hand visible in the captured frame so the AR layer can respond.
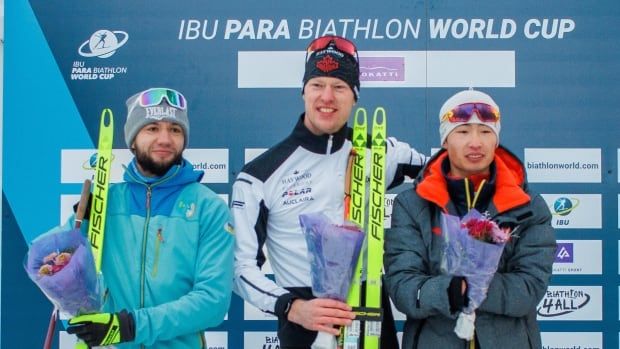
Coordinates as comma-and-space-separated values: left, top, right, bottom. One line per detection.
287, 298, 355, 335
67, 310, 135, 347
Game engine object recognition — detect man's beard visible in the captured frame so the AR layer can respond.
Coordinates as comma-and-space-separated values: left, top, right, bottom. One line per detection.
135, 148, 183, 177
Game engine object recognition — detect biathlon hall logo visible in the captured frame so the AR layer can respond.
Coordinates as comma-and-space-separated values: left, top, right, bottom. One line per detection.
78, 29, 129, 58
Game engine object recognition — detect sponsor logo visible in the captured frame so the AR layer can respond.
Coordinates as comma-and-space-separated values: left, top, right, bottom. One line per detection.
537, 288, 590, 317
554, 243, 573, 263
316, 55, 339, 72
283, 196, 314, 206
280, 170, 312, 185
72, 29, 129, 81
145, 106, 179, 119
524, 148, 601, 183
243, 332, 280, 349
541, 194, 601, 229
261, 335, 280, 349
78, 29, 128, 58
551, 197, 579, 216
184, 149, 229, 183
360, 57, 405, 81
553, 240, 601, 275
82, 152, 116, 170
281, 187, 312, 197
178, 201, 196, 218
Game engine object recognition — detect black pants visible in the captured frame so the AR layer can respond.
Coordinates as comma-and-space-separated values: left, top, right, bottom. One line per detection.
278, 283, 399, 349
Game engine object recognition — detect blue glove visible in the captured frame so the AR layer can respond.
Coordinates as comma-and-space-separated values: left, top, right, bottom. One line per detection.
67, 310, 135, 347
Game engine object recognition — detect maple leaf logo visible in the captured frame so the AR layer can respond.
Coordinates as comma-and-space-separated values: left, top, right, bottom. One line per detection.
316, 55, 339, 72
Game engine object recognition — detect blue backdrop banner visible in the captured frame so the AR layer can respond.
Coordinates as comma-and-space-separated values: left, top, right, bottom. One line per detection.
4, 1, 620, 348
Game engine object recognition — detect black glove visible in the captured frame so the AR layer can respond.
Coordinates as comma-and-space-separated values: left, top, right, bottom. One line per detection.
67, 310, 135, 347
447, 276, 469, 313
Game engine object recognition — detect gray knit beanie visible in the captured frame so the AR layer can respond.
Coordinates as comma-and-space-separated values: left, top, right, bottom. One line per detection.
124, 88, 190, 149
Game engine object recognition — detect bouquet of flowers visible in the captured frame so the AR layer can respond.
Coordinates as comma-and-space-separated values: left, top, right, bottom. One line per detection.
299, 212, 365, 349
24, 227, 102, 317
440, 209, 511, 340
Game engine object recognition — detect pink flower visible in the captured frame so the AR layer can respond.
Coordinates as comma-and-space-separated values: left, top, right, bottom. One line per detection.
461, 216, 510, 244
38, 251, 74, 276
54, 252, 72, 266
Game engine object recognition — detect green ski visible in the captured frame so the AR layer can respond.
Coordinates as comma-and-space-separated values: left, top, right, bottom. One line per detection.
87, 108, 114, 272
341, 107, 367, 348
341, 107, 387, 349
75, 109, 113, 349
364, 107, 387, 349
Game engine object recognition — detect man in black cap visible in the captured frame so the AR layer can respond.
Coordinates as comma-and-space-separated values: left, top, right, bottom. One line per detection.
232, 35, 426, 348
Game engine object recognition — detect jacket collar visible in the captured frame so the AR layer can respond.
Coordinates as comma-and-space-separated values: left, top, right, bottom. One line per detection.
415, 146, 530, 214
290, 113, 348, 154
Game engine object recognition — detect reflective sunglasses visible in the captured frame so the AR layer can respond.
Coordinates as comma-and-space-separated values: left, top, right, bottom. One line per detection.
441, 103, 500, 123
306, 35, 358, 61
139, 88, 187, 110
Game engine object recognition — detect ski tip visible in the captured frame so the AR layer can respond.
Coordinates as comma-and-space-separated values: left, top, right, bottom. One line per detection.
354, 107, 367, 125
100, 108, 114, 128
372, 107, 386, 126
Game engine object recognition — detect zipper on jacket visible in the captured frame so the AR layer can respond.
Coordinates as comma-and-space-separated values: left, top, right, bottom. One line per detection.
146, 186, 152, 210
123, 163, 182, 349
326, 134, 333, 154
152, 227, 164, 278
139, 185, 153, 310
137, 166, 182, 309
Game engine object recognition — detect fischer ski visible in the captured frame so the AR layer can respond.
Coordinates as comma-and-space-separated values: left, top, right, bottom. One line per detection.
363, 107, 386, 349
341, 107, 387, 349
341, 107, 367, 349
72, 109, 113, 349
74, 109, 114, 349
87, 108, 114, 272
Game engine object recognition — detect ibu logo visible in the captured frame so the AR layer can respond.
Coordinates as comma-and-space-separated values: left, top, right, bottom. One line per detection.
552, 197, 579, 226
79, 29, 128, 58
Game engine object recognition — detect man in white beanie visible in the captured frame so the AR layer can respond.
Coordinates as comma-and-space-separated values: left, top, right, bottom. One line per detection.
64, 87, 234, 348
384, 88, 556, 349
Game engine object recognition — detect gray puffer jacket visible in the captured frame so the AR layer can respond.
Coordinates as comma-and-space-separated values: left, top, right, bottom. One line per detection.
384, 147, 556, 349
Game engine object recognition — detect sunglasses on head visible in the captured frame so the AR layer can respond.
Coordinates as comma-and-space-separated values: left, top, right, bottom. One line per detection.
139, 88, 187, 110
306, 35, 358, 61
441, 103, 500, 123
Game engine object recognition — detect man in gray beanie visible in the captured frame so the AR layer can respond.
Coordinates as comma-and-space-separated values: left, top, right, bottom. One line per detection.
232, 35, 427, 349
385, 88, 556, 349
66, 87, 234, 348
123, 87, 190, 176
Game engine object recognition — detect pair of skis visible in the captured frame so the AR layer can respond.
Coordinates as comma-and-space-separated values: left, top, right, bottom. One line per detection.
341, 107, 387, 349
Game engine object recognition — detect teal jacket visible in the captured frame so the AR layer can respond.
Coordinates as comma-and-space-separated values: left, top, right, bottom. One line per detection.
77, 159, 234, 348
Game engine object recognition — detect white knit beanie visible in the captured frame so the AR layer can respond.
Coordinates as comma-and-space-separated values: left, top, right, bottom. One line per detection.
438, 89, 500, 146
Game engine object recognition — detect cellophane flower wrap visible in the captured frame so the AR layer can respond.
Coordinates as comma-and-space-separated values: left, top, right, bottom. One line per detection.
299, 212, 365, 349
440, 209, 510, 340
24, 228, 102, 316
299, 212, 365, 301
